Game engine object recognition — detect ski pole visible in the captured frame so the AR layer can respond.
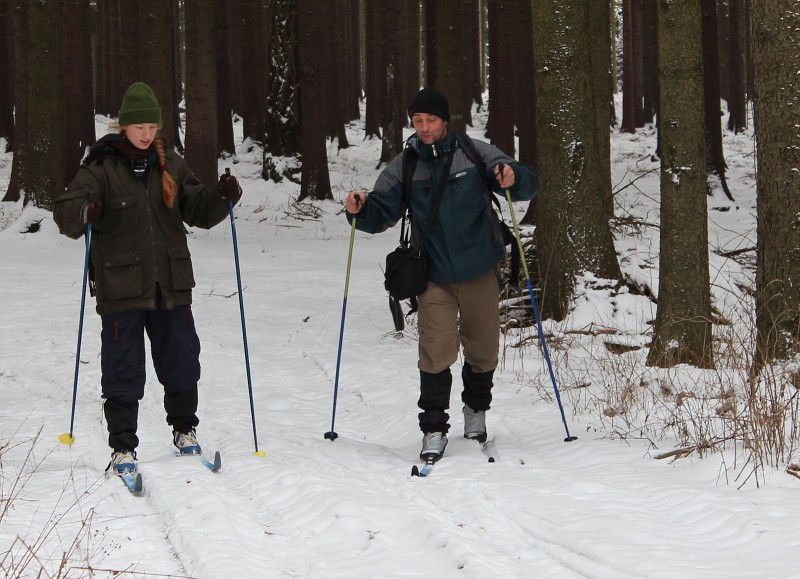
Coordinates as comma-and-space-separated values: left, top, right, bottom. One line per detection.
60, 224, 92, 446
325, 216, 358, 441
500, 165, 577, 442
226, 168, 264, 457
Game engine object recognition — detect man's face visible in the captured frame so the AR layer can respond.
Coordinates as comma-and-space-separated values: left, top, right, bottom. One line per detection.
411, 113, 448, 145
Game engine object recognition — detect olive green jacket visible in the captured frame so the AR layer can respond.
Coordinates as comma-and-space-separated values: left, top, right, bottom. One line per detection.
54, 136, 231, 315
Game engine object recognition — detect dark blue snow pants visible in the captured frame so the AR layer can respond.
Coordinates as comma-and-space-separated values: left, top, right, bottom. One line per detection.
100, 286, 201, 451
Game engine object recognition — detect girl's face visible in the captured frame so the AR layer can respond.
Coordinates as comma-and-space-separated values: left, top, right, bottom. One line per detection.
123, 124, 159, 150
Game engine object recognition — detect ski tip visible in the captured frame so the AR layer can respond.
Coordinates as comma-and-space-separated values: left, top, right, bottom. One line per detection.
58, 433, 75, 446
213, 451, 222, 471
254, 450, 266, 458
133, 473, 144, 494
411, 465, 420, 477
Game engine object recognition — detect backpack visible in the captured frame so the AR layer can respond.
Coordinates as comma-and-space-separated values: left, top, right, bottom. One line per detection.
400, 132, 522, 286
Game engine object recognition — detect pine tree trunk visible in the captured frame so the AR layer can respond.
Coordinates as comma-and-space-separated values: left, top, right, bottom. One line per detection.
184, 0, 219, 189
0, 0, 14, 149
264, 0, 300, 162
297, 0, 332, 201
531, 0, 622, 320
3, 0, 26, 203
62, 0, 95, 180
646, 0, 713, 369
238, 0, 270, 144
753, 0, 800, 365
26, 0, 65, 209
215, 2, 235, 157
427, 0, 466, 133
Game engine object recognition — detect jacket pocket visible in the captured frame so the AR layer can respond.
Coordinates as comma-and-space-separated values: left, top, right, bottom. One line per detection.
168, 246, 195, 291
108, 194, 139, 211
101, 253, 143, 300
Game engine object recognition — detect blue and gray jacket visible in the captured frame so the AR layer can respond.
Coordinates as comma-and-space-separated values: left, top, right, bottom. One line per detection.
349, 131, 539, 284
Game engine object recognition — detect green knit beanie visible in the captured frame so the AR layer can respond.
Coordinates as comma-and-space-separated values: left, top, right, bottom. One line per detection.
118, 82, 161, 125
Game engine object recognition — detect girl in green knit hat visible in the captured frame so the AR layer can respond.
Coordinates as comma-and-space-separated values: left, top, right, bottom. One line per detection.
54, 82, 243, 478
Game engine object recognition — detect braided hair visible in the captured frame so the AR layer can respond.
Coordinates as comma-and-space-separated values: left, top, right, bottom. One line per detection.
154, 135, 177, 208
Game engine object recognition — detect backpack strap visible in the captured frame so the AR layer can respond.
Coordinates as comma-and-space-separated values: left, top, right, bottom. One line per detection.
454, 132, 522, 286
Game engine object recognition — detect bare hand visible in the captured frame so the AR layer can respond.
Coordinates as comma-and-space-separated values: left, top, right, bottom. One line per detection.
346, 191, 366, 214
494, 163, 516, 189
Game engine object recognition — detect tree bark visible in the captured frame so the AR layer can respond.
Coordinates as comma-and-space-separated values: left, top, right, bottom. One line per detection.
3, 0, 26, 202
646, 0, 713, 369
0, 0, 14, 149
427, 0, 467, 133
62, 0, 94, 180
184, 0, 219, 188
297, 0, 332, 201
215, 2, 235, 157
26, 0, 65, 209
531, 0, 622, 320
752, 0, 800, 366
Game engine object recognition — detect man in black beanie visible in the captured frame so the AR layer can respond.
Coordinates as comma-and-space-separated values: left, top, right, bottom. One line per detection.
344, 88, 539, 464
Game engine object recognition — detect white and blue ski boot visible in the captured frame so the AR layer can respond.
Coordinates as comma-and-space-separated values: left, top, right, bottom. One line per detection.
108, 450, 137, 475
173, 428, 202, 455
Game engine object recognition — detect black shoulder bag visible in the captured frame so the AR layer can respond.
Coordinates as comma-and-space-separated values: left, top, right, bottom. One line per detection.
384, 146, 455, 330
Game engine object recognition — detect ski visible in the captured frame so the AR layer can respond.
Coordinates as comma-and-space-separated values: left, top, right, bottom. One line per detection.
119, 471, 144, 495
411, 457, 437, 477
175, 449, 222, 472
201, 450, 222, 472
479, 439, 497, 462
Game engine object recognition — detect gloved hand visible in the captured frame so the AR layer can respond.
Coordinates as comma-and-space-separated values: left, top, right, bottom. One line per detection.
219, 173, 242, 203
81, 201, 103, 225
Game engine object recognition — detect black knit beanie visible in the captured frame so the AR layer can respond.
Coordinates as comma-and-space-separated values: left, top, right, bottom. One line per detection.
408, 88, 451, 122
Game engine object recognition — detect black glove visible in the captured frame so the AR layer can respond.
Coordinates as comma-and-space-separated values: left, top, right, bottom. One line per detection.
219, 174, 242, 203
81, 201, 103, 225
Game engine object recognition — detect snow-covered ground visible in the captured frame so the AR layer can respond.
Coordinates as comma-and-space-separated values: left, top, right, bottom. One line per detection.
2, 104, 798, 578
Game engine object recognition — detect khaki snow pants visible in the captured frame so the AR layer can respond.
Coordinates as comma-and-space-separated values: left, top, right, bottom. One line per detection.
417, 268, 500, 375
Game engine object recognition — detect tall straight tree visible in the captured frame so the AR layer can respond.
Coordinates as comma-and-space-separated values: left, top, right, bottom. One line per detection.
378, 0, 401, 164
397, 0, 421, 117
620, 0, 637, 133
238, 0, 270, 144
726, 0, 747, 133
487, 0, 516, 155
530, 0, 621, 320
701, 0, 734, 201
646, 0, 712, 369
297, 0, 332, 201
461, 0, 482, 117
95, 0, 122, 117
0, 0, 14, 149
26, 0, 64, 208
127, 0, 181, 150
323, 0, 349, 150
184, 0, 219, 188
264, 0, 300, 168
215, 2, 235, 156
587, 0, 614, 217
426, 0, 467, 133
2, 0, 26, 202
62, 0, 94, 181
512, 0, 537, 170
752, 0, 800, 366
363, 2, 381, 139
